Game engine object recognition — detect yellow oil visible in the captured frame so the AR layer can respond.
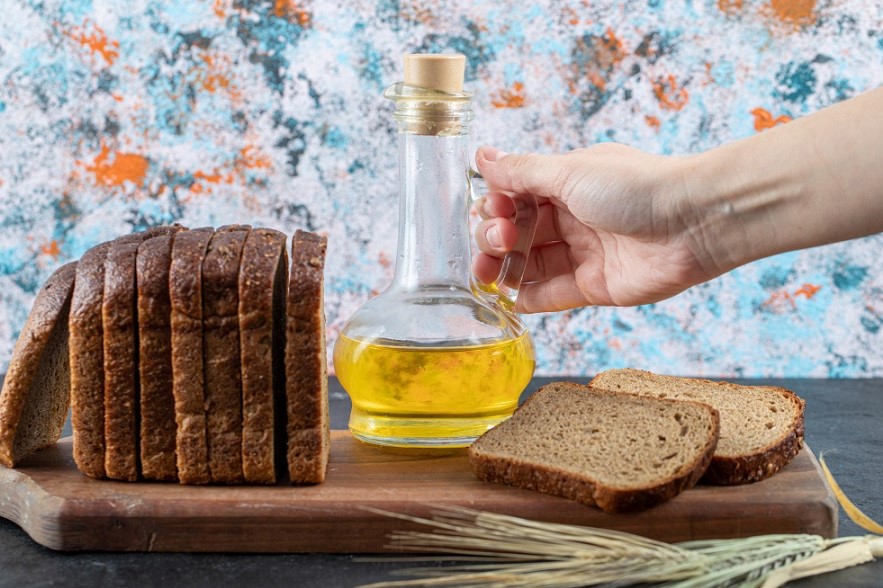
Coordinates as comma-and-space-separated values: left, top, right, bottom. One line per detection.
334, 332, 535, 447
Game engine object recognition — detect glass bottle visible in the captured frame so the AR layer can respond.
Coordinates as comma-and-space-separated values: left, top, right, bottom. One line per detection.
333, 54, 538, 448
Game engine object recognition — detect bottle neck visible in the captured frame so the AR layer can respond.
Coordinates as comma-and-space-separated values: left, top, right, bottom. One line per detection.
391, 131, 473, 291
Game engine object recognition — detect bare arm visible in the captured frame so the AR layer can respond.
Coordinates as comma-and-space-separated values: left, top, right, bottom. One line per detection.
682, 86, 883, 276
473, 87, 883, 313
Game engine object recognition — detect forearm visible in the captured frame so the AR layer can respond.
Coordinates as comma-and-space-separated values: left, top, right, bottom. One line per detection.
681, 86, 883, 275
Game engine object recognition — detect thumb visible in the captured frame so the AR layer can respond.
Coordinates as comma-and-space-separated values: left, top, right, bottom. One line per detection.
475, 145, 572, 199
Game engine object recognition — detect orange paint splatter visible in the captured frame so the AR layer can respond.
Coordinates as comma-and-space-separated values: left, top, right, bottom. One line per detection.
763, 283, 822, 311
562, 8, 580, 26
794, 283, 821, 299
199, 54, 240, 101
645, 115, 661, 131
273, 0, 312, 26
570, 28, 627, 96
596, 27, 626, 69
587, 71, 606, 91
188, 145, 272, 195
717, 0, 743, 13
770, 0, 816, 27
83, 142, 149, 187
652, 75, 689, 111
237, 145, 272, 170
65, 21, 119, 65
41, 241, 61, 259
491, 82, 526, 109
751, 108, 792, 131
213, 0, 229, 18
378, 251, 392, 269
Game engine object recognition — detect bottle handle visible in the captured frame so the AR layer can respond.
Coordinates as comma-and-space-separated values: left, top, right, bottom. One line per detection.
468, 168, 539, 310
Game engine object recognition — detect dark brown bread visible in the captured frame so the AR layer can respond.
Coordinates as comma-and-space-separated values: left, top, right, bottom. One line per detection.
137, 234, 179, 481
169, 228, 214, 485
202, 226, 251, 483
103, 240, 142, 481
0, 262, 77, 467
70, 242, 113, 478
71, 226, 184, 480
285, 230, 329, 484
238, 229, 288, 484
589, 369, 806, 485
468, 382, 720, 513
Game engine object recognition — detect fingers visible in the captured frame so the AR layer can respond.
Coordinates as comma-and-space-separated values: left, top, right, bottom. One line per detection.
473, 252, 503, 285
474, 217, 520, 257
521, 241, 575, 283
475, 202, 565, 257
475, 192, 516, 220
473, 240, 575, 290
476, 145, 572, 199
516, 275, 590, 314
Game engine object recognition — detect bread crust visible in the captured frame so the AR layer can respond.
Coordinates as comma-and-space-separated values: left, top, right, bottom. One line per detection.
238, 228, 287, 484
169, 228, 214, 484
589, 369, 806, 485
468, 383, 720, 513
0, 262, 77, 467
285, 230, 329, 484
202, 226, 251, 483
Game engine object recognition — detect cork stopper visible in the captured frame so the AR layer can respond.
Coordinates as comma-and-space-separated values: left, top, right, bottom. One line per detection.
403, 54, 465, 93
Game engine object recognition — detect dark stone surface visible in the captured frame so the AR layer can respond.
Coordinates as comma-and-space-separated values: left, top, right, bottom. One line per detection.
2, 377, 882, 588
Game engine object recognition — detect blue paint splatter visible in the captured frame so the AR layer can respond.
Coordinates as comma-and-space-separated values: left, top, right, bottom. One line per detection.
824, 78, 854, 103
860, 315, 880, 334
760, 265, 794, 290
323, 126, 349, 149
775, 61, 816, 104
833, 264, 867, 290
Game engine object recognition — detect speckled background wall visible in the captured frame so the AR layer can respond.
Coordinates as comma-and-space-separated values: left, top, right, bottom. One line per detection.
1, 0, 881, 377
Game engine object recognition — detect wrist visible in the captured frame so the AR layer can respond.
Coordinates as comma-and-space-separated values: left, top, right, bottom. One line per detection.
673, 142, 800, 276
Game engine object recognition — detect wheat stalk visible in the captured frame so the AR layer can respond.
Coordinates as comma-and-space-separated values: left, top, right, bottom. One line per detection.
358, 507, 881, 588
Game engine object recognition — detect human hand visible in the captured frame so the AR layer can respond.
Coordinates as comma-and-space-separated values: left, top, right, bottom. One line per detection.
473, 144, 721, 313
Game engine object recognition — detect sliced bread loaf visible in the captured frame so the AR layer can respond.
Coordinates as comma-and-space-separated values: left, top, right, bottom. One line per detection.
468, 382, 720, 513
202, 225, 251, 483
238, 228, 288, 484
0, 261, 77, 467
589, 369, 805, 485
136, 233, 179, 481
284, 230, 329, 484
169, 228, 214, 484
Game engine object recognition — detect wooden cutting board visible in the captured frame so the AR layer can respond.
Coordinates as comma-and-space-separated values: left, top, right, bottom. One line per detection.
0, 431, 837, 552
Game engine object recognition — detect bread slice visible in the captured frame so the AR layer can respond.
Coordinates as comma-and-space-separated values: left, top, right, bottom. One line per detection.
136, 233, 179, 481
468, 383, 720, 513
202, 225, 251, 483
103, 239, 143, 481
238, 228, 288, 484
169, 228, 214, 485
589, 369, 805, 485
0, 262, 77, 467
70, 242, 113, 478
284, 230, 329, 484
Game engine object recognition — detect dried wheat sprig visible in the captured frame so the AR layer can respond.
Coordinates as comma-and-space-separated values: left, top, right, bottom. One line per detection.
358, 507, 880, 588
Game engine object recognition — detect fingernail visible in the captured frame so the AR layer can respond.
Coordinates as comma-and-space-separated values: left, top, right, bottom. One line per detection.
481, 146, 509, 162
486, 226, 502, 247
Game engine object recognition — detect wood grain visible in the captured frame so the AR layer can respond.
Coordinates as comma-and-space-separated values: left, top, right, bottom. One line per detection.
0, 431, 837, 553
